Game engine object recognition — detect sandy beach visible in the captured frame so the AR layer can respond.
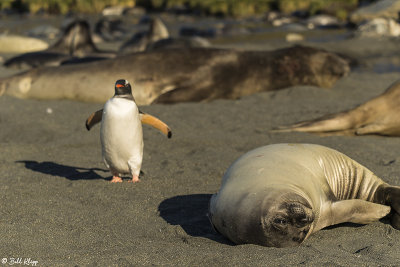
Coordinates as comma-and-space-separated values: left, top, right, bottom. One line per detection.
1, 14, 400, 266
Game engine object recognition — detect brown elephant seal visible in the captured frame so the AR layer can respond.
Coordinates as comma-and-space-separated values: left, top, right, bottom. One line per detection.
276, 79, 400, 136
0, 46, 350, 104
209, 143, 400, 248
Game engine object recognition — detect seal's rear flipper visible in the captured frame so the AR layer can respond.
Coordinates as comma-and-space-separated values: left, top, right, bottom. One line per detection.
326, 200, 390, 228
356, 123, 399, 136
273, 110, 360, 135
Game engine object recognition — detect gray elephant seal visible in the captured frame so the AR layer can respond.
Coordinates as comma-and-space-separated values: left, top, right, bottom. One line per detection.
0, 46, 350, 104
118, 17, 209, 54
276, 79, 400, 136
209, 143, 400, 247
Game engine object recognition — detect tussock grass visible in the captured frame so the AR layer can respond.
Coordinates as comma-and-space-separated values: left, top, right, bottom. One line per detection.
1, 0, 373, 18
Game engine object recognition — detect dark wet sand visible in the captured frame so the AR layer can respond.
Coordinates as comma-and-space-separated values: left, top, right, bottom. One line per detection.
2, 23, 400, 265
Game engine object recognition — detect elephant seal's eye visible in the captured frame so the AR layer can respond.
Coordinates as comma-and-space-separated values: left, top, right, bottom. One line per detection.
274, 218, 287, 225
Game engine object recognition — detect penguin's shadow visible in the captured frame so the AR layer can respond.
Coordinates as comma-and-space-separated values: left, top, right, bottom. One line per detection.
158, 194, 233, 245
16, 160, 109, 180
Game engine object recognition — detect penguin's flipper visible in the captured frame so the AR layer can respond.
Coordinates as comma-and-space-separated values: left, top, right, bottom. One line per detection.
86, 109, 103, 131
139, 112, 172, 138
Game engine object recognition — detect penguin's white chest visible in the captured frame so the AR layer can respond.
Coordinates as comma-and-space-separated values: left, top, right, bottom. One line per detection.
100, 98, 143, 176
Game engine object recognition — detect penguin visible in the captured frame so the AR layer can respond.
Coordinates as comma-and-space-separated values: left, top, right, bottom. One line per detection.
86, 79, 172, 183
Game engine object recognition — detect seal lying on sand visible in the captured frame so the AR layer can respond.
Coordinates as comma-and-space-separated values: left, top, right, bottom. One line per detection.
276, 79, 400, 136
0, 46, 350, 105
119, 17, 209, 54
209, 143, 400, 248
0, 34, 49, 53
86, 79, 171, 183
4, 20, 115, 69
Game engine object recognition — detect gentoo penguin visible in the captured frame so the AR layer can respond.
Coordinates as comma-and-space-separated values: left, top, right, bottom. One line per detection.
86, 79, 172, 183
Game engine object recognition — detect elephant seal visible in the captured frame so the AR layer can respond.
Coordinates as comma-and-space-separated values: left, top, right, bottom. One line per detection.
209, 143, 400, 247
94, 17, 127, 42
0, 34, 48, 53
4, 20, 115, 69
276, 79, 400, 136
0, 46, 350, 104
119, 17, 209, 54
119, 17, 170, 54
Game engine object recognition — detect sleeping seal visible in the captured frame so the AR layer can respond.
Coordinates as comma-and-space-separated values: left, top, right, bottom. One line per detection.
275, 79, 400, 136
0, 46, 350, 104
118, 17, 209, 54
209, 143, 400, 247
4, 20, 115, 69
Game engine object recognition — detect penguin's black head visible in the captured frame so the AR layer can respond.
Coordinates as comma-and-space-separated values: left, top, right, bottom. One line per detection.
114, 79, 132, 97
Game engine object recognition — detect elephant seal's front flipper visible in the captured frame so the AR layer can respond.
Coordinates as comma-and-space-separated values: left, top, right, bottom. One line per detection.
328, 200, 390, 227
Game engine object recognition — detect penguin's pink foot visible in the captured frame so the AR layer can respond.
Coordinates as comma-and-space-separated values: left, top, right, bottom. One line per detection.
110, 176, 123, 183
128, 175, 140, 183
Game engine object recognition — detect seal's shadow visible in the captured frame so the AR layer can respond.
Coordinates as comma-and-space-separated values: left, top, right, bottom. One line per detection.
16, 160, 108, 180
158, 194, 233, 245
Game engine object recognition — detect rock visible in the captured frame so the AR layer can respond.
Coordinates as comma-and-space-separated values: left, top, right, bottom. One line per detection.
272, 17, 293, 27
219, 24, 251, 36
286, 33, 305, 42
350, 0, 400, 24
101, 6, 126, 16
355, 17, 400, 37
306, 14, 341, 29
179, 26, 216, 38
279, 23, 308, 32
264, 11, 281, 22
124, 7, 146, 16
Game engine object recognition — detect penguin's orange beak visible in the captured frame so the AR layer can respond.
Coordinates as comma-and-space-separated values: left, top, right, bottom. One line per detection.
116, 84, 124, 88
